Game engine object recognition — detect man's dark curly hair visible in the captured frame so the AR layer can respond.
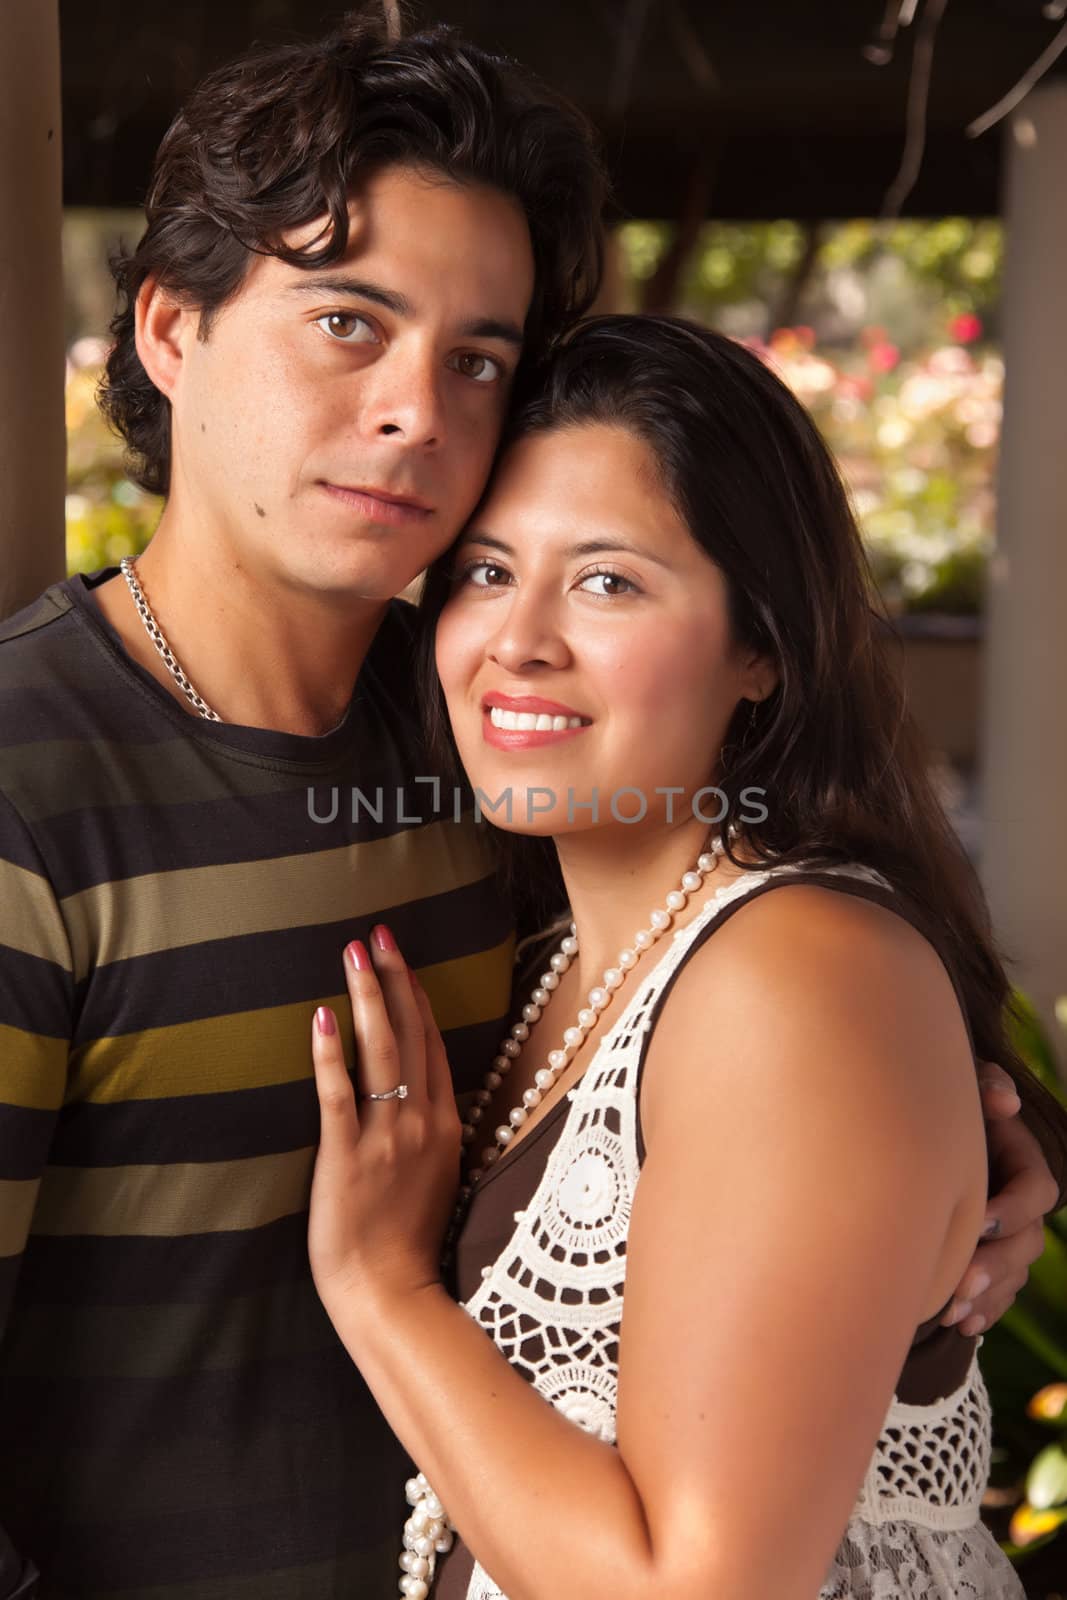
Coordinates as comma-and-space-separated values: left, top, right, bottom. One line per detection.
99, 8, 606, 497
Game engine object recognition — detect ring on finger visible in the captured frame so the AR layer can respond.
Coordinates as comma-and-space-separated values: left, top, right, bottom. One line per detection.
361, 1084, 409, 1102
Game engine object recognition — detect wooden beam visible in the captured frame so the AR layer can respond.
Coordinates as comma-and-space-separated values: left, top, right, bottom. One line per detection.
981, 85, 1067, 1065
0, 0, 66, 620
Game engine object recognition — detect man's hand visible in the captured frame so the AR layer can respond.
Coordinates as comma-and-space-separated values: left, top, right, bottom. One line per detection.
941, 1063, 1061, 1336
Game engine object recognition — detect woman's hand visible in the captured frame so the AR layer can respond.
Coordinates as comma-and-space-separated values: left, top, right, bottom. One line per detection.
941, 1062, 1062, 1335
308, 926, 463, 1321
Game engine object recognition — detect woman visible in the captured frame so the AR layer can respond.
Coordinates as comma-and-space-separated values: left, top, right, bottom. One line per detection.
306, 316, 1067, 1599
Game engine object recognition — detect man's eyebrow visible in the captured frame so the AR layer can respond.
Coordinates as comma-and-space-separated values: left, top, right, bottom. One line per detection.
287, 277, 524, 347
287, 277, 412, 316
457, 317, 524, 349
461, 533, 670, 567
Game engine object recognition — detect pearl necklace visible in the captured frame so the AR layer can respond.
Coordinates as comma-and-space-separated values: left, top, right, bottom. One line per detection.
397, 832, 727, 1599
458, 834, 725, 1188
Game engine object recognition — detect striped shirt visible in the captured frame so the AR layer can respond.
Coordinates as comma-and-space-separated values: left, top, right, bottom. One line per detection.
0, 569, 513, 1599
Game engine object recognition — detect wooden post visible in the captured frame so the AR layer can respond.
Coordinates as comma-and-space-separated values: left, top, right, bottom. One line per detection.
0, 0, 66, 621
981, 85, 1067, 1069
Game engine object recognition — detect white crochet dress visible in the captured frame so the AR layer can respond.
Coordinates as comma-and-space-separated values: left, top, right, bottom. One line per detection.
456, 863, 1024, 1600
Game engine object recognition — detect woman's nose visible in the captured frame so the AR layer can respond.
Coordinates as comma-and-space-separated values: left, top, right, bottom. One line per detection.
485, 590, 571, 674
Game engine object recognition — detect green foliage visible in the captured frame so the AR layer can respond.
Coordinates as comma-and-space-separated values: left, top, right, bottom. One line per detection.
1009, 993, 1065, 1100
984, 995, 1067, 1564
617, 217, 1003, 328
66, 352, 159, 575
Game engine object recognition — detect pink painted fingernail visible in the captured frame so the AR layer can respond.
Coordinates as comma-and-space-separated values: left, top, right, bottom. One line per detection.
945, 1300, 972, 1326
969, 1270, 991, 1298
372, 924, 398, 954
346, 940, 371, 972
315, 1006, 336, 1036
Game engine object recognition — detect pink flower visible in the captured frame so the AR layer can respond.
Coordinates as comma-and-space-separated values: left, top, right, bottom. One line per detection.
838, 374, 874, 401
949, 312, 983, 344
868, 342, 900, 373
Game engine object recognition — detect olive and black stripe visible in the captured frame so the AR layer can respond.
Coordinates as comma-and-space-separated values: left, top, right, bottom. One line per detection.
0, 572, 513, 1599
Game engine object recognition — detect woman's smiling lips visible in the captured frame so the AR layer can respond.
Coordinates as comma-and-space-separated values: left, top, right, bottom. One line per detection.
481, 693, 593, 750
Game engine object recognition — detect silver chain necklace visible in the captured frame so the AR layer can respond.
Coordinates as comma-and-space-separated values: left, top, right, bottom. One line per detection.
119, 556, 222, 722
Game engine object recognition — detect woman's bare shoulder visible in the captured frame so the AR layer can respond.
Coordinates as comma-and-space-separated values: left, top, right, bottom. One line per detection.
674, 877, 958, 1021
640, 877, 983, 1180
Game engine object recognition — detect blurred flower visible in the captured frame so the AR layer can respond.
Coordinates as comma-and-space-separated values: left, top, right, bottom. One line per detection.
1028, 1384, 1067, 1424
868, 342, 900, 374
876, 416, 912, 449
1010, 1501, 1067, 1547
949, 312, 983, 344
750, 326, 1000, 616
69, 336, 111, 370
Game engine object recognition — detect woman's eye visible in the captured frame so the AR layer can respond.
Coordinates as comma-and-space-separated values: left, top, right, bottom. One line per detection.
462, 560, 512, 589
450, 352, 503, 385
579, 571, 637, 598
315, 312, 377, 344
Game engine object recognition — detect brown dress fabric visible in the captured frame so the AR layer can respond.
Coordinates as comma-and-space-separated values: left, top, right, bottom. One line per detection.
433, 868, 982, 1599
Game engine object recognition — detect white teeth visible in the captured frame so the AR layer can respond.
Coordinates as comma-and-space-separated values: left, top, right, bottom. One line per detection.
488, 707, 586, 732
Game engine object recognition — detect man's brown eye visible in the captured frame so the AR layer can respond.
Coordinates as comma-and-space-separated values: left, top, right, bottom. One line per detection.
315, 312, 375, 343
453, 353, 499, 384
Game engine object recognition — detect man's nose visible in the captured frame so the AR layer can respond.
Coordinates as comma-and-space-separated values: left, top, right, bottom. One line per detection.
357, 341, 445, 450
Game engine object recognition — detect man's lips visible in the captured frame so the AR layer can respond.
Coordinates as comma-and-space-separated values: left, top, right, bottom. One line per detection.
319, 482, 434, 524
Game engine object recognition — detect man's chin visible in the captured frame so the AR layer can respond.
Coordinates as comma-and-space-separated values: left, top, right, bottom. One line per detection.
270, 540, 429, 606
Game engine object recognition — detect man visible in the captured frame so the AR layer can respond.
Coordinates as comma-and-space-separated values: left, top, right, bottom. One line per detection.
0, 10, 1056, 1599
0, 14, 602, 1597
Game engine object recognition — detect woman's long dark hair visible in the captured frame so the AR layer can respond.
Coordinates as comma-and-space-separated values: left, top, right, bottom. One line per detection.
418, 314, 1067, 1196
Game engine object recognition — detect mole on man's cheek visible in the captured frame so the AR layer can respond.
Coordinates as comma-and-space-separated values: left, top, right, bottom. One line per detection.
254, 503, 267, 519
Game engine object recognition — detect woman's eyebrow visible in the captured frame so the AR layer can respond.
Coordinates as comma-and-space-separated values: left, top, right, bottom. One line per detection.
460, 533, 514, 555
461, 532, 672, 568
567, 538, 669, 566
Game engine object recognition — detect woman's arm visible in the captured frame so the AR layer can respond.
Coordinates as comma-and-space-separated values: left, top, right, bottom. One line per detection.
309, 896, 985, 1600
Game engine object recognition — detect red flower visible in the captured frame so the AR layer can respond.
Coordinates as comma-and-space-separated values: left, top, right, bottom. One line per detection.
949, 312, 983, 344
868, 342, 900, 373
